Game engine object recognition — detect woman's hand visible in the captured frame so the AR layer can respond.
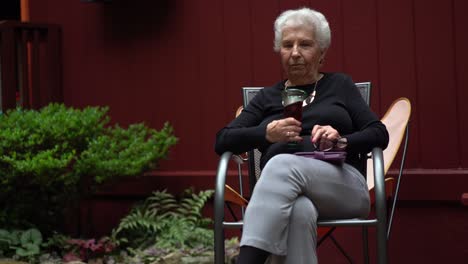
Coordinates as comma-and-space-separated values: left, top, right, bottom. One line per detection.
311, 125, 341, 150
266, 118, 302, 143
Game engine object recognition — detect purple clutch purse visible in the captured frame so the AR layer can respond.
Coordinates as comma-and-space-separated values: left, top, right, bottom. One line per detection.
294, 151, 347, 164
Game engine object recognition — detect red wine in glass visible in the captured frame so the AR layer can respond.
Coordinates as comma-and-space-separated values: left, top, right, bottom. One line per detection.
284, 101, 302, 121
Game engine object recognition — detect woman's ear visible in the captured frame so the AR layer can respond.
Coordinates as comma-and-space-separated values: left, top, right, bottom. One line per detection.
319, 49, 328, 66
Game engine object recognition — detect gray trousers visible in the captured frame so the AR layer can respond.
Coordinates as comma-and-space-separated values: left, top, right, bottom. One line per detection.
240, 154, 370, 264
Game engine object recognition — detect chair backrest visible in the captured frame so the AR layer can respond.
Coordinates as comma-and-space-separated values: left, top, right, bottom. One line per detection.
243, 82, 371, 107
356, 82, 371, 106
242, 87, 264, 108
366, 98, 411, 190
241, 82, 371, 193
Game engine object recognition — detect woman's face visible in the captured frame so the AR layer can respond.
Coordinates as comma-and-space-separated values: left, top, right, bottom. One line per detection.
280, 25, 325, 81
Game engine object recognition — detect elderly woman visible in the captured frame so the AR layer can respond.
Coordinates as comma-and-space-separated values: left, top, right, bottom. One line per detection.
215, 7, 388, 264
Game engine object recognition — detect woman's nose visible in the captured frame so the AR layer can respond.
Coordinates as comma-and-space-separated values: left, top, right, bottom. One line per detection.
291, 45, 300, 57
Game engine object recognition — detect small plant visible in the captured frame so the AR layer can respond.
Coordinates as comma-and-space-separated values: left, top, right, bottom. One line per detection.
111, 188, 214, 262
225, 237, 240, 263
0, 228, 42, 261
61, 237, 115, 262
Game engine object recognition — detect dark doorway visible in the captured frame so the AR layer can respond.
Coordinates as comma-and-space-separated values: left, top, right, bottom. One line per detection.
0, 0, 21, 21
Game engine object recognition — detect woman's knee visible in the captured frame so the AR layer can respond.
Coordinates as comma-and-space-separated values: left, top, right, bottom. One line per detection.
290, 196, 318, 227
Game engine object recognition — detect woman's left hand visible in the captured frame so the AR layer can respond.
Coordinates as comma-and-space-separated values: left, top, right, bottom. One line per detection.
311, 125, 340, 144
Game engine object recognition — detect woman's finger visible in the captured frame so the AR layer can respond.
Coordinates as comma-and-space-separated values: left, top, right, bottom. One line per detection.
312, 125, 340, 143
283, 117, 302, 127
311, 125, 325, 143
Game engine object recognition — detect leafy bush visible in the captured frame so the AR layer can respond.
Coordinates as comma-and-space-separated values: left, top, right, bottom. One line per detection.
0, 103, 178, 232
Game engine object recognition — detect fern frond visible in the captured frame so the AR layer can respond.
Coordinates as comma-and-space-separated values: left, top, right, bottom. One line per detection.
113, 188, 215, 253
145, 190, 179, 215
114, 208, 162, 235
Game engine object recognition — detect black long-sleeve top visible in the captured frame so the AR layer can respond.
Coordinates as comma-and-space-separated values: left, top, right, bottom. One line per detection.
215, 72, 389, 174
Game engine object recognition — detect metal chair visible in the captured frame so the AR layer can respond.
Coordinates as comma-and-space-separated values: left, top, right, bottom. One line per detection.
214, 83, 411, 264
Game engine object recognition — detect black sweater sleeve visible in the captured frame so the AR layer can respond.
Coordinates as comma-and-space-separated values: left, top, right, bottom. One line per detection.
340, 76, 389, 154
214, 89, 273, 155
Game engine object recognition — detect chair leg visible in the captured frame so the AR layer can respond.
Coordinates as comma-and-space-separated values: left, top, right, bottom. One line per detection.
372, 148, 388, 264
362, 227, 369, 264
330, 235, 354, 264
317, 227, 336, 246
226, 203, 239, 222
376, 199, 388, 264
214, 207, 225, 264
387, 125, 409, 240
214, 205, 226, 264
376, 223, 388, 264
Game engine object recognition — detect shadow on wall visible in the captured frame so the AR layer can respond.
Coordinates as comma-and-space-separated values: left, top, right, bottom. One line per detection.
99, 0, 178, 42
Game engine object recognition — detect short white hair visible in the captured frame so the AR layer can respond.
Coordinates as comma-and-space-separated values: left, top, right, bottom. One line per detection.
273, 7, 331, 52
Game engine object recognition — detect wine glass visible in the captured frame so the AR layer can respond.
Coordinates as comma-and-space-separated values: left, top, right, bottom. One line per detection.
282, 89, 307, 148
281, 88, 307, 121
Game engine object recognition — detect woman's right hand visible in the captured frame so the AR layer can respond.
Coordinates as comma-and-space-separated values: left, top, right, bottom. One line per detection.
266, 118, 302, 143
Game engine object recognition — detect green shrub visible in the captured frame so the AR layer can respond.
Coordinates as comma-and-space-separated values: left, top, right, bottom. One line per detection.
0, 103, 178, 232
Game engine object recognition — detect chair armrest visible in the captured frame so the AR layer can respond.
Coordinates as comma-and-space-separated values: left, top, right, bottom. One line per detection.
371, 147, 388, 259
215, 152, 233, 221
372, 147, 386, 220
214, 151, 233, 264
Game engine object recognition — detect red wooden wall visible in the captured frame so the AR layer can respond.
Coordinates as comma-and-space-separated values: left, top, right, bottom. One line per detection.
27, 0, 468, 203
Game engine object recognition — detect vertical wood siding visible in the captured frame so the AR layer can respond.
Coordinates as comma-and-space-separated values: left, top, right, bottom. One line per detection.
29, 0, 468, 174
